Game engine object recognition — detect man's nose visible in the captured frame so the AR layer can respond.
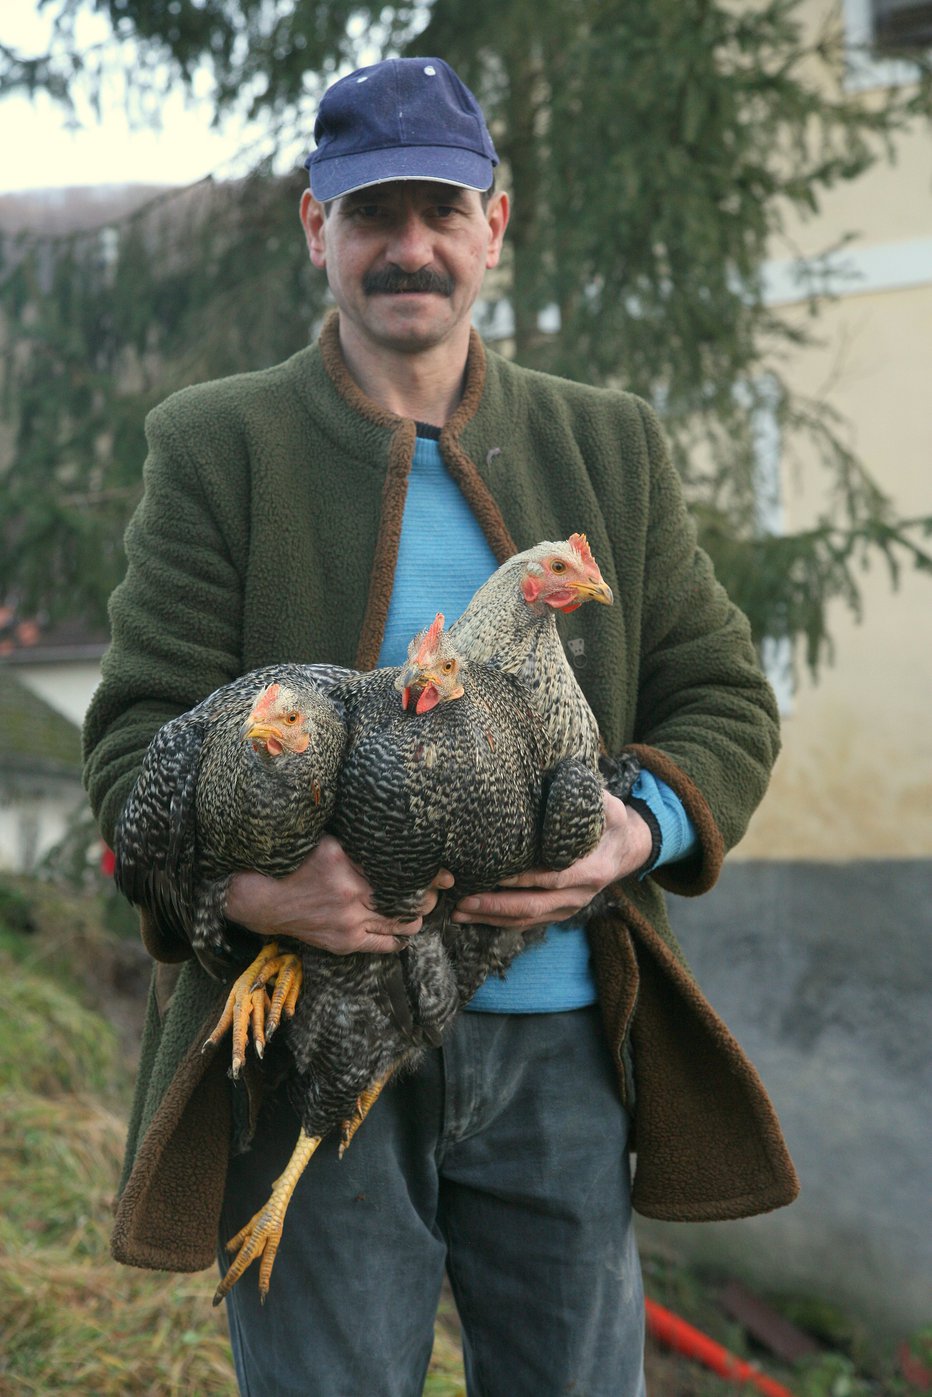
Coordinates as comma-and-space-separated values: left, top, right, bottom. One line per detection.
384, 213, 433, 270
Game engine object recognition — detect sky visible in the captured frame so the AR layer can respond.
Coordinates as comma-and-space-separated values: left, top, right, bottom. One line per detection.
0, 2, 266, 195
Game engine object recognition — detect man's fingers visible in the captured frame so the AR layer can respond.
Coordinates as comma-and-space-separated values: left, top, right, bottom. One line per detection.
452, 889, 581, 926
498, 866, 573, 890
365, 919, 422, 953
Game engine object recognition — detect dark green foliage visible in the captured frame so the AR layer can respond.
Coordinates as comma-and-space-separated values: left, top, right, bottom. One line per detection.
0, 168, 329, 625
0, 878, 36, 936
1, 0, 931, 667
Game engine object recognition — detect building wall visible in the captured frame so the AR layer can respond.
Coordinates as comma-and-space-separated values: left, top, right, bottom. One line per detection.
0, 775, 87, 872
661, 4, 932, 1338
738, 282, 932, 860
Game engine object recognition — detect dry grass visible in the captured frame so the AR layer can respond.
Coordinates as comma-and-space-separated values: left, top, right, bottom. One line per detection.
0, 883, 467, 1395
0, 1136, 237, 1392
0, 1083, 467, 1395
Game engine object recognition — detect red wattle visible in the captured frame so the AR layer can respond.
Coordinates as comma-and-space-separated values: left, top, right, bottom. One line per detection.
416, 684, 441, 714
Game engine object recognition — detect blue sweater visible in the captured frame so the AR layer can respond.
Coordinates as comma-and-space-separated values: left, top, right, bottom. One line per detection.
378, 431, 697, 1012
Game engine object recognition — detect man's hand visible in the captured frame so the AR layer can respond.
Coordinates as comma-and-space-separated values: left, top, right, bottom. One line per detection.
225, 835, 453, 955
450, 792, 652, 932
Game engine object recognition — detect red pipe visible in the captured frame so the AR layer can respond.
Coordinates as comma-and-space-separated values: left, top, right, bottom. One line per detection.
645, 1297, 796, 1397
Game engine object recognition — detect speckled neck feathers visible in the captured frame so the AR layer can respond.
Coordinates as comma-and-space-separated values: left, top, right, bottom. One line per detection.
448, 558, 601, 767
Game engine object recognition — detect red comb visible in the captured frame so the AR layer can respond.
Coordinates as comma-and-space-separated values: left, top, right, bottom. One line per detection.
251, 683, 280, 719
415, 612, 445, 665
568, 533, 595, 567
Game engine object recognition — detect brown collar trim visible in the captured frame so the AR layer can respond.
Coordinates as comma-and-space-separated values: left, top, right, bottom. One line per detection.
355, 415, 417, 668
440, 330, 517, 565
319, 311, 405, 431
318, 310, 489, 437
318, 314, 415, 667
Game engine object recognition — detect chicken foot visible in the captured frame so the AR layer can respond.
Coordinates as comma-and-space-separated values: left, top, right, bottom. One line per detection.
213, 1127, 321, 1305
338, 1069, 394, 1157
203, 940, 303, 1077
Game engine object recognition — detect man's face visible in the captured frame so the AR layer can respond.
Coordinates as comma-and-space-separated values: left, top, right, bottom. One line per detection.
300, 181, 509, 356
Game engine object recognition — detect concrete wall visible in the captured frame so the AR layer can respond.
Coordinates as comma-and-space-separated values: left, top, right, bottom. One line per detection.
637, 859, 932, 1341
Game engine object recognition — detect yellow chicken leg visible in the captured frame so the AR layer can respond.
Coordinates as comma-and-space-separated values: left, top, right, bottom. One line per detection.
338, 1070, 394, 1158
213, 1128, 321, 1305
203, 940, 303, 1077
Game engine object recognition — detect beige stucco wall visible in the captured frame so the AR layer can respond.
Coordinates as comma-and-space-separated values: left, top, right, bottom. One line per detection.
736, 14, 932, 859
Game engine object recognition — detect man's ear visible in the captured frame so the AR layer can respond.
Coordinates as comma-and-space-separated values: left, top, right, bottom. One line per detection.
300, 190, 327, 268
485, 190, 510, 270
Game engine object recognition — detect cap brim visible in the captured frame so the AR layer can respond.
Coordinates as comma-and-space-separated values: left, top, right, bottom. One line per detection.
306, 145, 495, 201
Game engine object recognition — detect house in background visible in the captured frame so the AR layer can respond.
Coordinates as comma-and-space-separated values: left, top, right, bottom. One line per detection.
0, 615, 107, 871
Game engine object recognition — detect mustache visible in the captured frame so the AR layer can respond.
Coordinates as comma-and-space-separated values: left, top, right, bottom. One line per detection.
363, 267, 455, 297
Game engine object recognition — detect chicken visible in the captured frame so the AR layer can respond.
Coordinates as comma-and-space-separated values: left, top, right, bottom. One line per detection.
448, 531, 612, 766
114, 663, 349, 1001
331, 610, 599, 917
214, 569, 616, 1304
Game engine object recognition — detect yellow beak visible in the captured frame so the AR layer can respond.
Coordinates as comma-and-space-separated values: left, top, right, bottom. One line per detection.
571, 579, 614, 605
242, 719, 284, 744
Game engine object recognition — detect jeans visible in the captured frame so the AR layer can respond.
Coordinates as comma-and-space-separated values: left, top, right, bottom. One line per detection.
220, 1006, 646, 1397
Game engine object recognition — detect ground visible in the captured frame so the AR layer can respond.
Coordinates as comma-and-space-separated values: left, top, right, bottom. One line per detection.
0, 870, 925, 1395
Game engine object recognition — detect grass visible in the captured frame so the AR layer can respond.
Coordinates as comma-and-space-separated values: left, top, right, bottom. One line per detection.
0, 884, 238, 1395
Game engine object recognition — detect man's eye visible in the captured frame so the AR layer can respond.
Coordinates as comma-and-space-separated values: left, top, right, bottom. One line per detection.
346, 203, 384, 220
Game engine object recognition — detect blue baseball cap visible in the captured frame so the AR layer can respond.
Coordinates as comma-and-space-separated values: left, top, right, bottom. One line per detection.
305, 58, 499, 202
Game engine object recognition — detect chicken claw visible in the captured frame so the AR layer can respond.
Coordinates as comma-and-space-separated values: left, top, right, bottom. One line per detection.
338, 1070, 393, 1158
203, 940, 303, 1077
214, 1128, 322, 1305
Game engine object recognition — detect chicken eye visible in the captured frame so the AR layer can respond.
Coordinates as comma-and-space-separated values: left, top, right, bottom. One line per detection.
550, 560, 567, 573
441, 660, 455, 674
284, 712, 300, 724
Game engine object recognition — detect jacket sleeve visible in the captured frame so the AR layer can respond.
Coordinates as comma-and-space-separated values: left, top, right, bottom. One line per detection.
82, 399, 248, 858
620, 399, 781, 896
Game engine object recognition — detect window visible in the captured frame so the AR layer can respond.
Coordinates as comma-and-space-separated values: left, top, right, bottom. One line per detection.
871, 0, 932, 50
843, 0, 930, 88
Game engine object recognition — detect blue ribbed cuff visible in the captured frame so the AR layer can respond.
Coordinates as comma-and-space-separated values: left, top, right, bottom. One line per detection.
630, 769, 698, 871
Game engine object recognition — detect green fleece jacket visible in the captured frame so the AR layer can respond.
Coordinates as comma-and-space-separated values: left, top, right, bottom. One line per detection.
83, 313, 798, 1273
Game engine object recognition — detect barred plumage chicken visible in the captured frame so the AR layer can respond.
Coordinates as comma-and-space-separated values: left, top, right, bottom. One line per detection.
448, 531, 610, 765
114, 664, 350, 980
440, 531, 624, 998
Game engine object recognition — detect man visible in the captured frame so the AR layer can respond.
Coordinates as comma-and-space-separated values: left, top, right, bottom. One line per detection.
84, 57, 797, 1397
